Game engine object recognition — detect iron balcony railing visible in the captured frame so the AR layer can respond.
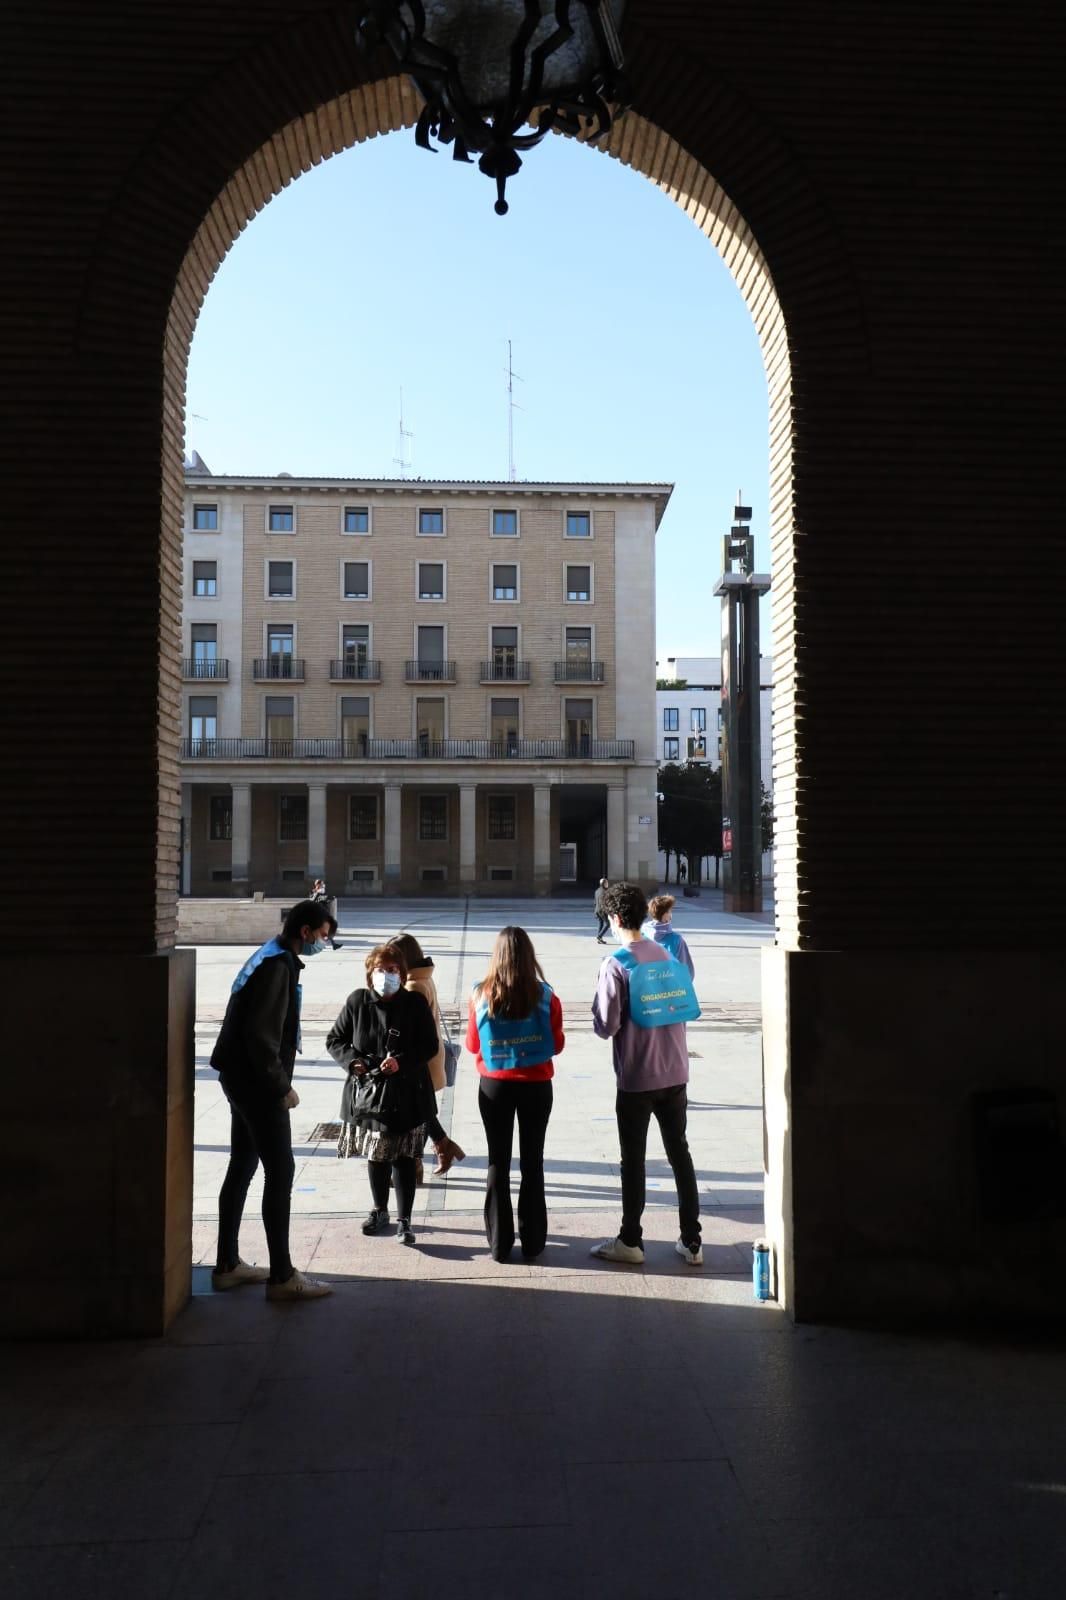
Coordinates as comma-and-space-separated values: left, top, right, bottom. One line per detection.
181, 657, 229, 680
252, 656, 305, 680
479, 659, 531, 682
405, 659, 456, 681
180, 736, 636, 761
329, 658, 382, 681
553, 659, 605, 682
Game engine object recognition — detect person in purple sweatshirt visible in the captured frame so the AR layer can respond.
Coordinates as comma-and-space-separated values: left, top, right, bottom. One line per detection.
590, 881, 703, 1267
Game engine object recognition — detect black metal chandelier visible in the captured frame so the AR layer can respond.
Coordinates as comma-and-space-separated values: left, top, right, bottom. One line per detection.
355, 1, 628, 215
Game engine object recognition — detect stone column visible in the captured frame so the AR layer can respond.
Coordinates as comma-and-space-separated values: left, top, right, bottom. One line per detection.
606, 784, 626, 881
230, 783, 251, 886
533, 784, 552, 895
307, 783, 326, 881
383, 784, 402, 892
459, 784, 477, 888
180, 783, 192, 896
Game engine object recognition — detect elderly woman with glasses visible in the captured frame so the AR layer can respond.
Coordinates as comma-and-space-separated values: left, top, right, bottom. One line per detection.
326, 942, 438, 1245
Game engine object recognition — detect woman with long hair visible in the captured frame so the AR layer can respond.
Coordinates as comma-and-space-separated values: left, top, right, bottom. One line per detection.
465, 925, 564, 1262
326, 942, 438, 1245
389, 931, 465, 1178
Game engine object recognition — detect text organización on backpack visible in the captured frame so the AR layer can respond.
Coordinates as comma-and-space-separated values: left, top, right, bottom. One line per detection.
473, 982, 556, 1070
612, 947, 700, 1029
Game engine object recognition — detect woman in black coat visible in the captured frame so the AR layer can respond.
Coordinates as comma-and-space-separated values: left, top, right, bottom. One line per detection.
326, 941, 438, 1245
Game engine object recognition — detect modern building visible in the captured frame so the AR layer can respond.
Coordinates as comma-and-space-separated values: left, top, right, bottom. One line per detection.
179, 465, 670, 896
655, 654, 773, 881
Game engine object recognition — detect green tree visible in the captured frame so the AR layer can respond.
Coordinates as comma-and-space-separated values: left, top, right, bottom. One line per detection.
760, 784, 775, 854
657, 761, 722, 885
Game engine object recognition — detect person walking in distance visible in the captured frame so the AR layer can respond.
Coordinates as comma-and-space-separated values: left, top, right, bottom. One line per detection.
594, 877, 610, 943
389, 931, 466, 1179
466, 926, 565, 1262
642, 893, 696, 977
310, 877, 343, 949
590, 882, 703, 1267
210, 900, 335, 1300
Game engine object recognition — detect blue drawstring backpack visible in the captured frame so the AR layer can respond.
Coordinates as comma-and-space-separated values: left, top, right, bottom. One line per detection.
473, 981, 556, 1070
612, 946, 699, 1029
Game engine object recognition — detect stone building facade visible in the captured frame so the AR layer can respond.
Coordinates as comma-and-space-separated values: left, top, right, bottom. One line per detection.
180, 468, 669, 896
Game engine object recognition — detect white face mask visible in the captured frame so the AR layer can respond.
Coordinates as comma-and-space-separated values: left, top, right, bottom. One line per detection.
372, 969, 401, 997
611, 921, 628, 944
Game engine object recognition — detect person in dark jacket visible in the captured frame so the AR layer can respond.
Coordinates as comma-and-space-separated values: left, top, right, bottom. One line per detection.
327, 942, 439, 1245
210, 899, 334, 1301
594, 877, 610, 942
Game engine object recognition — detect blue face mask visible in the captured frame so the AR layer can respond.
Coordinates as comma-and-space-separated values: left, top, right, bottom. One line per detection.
372, 969, 401, 997
302, 937, 327, 958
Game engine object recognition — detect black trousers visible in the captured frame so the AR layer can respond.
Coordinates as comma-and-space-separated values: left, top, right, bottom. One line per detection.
595, 913, 610, 938
368, 1154, 417, 1222
616, 1083, 701, 1249
477, 1077, 554, 1260
217, 1080, 296, 1283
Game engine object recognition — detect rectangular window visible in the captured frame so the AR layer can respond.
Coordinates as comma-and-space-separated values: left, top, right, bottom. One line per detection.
566, 510, 591, 538
189, 696, 217, 743
265, 695, 294, 743
209, 794, 232, 840
341, 694, 370, 752
492, 562, 518, 600
192, 504, 218, 530
343, 506, 369, 533
343, 560, 370, 599
416, 697, 445, 745
279, 793, 307, 841
268, 504, 294, 532
663, 707, 679, 732
193, 560, 217, 597
268, 623, 294, 657
490, 697, 519, 746
342, 624, 369, 664
418, 508, 444, 535
487, 794, 516, 841
417, 625, 444, 664
419, 794, 448, 840
489, 867, 514, 882
348, 793, 378, 840
493, 509, 518, 536
492, 625, 518, 673
418, 561, 445, 599
565, 698, 593, 752
565, 626, 592, 661
664, 737, 680, 761
268, 560, 294, 597
565, 564, 591, 602
691, 706, 707, 732
211, 869, 233, 882
191, 623, 217, 661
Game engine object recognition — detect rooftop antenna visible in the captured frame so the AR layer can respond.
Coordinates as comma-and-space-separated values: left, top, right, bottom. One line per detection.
506, 340, 524, 482
393, 388, 414, 478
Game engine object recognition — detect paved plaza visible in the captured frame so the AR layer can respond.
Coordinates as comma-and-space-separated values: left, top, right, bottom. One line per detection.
4, 895, 1065, 1598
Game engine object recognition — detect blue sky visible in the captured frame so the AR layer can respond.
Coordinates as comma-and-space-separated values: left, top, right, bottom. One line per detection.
186, 127, 769, 657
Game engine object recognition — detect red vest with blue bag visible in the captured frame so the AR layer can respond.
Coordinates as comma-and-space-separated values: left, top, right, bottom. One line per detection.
612, 946, 700, 1028
473, 980, 556, 1070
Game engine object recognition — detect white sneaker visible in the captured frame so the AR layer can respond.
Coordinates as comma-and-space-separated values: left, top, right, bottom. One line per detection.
590, 1237, 645, 1265
265, 1269, 333, 1301
675, 1238, 704, 1266
211, 1260, 270, 1291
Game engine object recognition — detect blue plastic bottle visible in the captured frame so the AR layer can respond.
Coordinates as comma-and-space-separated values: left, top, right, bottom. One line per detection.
753, 1239, 771, 1301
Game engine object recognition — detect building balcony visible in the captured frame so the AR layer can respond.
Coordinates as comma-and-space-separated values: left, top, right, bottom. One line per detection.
253, 656, 305, 681
329, 658, 382, 683
181, 657, 229, 680
405, 659, 456, 683
479, 659, 531, 683
553, 659, 605, 683
180, 736, 636, 762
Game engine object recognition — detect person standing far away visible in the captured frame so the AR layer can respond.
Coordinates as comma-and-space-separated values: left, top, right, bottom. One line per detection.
310, 877, 343, 950
641, 893, 696, 977
465, 926, 565, 1262
210, 899, 335, 1300
590, 882, 703, 1267
594, 877, 610, 943
388, 931, 466, 1178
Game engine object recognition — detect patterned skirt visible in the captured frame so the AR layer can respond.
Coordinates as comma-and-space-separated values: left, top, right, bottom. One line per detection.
337, 1122, 427, 1162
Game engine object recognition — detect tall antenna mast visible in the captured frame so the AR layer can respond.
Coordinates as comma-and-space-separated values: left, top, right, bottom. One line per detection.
393, 388, 414, 478
506, 340, 523, 483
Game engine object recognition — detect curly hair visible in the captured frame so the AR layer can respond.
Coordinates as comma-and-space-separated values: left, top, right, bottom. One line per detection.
600, 881, 648, 933
364, 942, 408, 985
